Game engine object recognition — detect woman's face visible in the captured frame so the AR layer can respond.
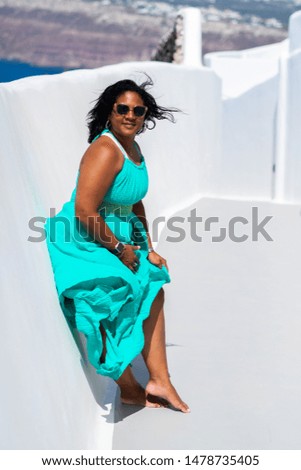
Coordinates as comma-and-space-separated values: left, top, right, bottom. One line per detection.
108, 91, 146, 138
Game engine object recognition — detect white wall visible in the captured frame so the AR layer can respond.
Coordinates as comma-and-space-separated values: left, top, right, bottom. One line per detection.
179, 7, 202, 67
202, 22, 283, 201
279, 12, 301, 202
203, 55, 280, 98
203, 36, 286, 98
216, 76, 279, 200
201, 9, 301, 203
0, 60, 221, 448
204, 40, 287, 61
283, 50, 301, 201
199, 54, 279, 199
0, 77, 116, 449
289, 9, 301, 53
137, 64, 222, 222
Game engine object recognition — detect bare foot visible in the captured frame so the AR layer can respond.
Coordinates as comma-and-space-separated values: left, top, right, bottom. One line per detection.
119, 382, 163, 408
146, 379, 190, 413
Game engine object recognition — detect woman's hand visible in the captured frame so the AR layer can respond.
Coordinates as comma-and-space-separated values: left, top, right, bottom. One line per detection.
147, 251, 169, 271
119, 245, 140, 273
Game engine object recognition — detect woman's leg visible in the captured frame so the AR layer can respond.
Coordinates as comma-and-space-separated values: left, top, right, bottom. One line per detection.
114, 289, 190, 411
101, 324, 161, 408
142, 289, 190, 413
99, 323, 107, 364
115, 365, 161, 408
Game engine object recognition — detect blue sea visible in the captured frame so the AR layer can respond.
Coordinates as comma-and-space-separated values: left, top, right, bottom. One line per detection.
0, 59, 68, 83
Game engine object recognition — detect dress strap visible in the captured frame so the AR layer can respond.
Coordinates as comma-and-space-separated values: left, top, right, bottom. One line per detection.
134, 141, 142, 160
92, 133, 101, 143
101, 129, 129, 160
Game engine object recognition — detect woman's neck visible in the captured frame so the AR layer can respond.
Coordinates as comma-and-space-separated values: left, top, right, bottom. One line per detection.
110, 129, 135, 150
109, 128, 141, 163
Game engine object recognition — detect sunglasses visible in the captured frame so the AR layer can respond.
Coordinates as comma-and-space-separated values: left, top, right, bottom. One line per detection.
114, 103, 147, 117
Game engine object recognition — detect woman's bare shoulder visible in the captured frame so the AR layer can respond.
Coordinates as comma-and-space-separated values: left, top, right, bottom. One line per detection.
80, 134, 123, 173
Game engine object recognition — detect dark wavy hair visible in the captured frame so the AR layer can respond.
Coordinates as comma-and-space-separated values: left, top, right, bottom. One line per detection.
87, 75, 179, 143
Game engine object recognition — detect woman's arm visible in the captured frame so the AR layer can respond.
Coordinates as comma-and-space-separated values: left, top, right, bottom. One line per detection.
132, 199, 153, 250
132, 200, 168, 271
75, 138, 122, 250
75, 139, 140, 272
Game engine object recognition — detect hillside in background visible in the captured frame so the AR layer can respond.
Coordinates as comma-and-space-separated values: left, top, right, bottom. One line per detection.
0, 0, 297, 72
153, 0, 300, 27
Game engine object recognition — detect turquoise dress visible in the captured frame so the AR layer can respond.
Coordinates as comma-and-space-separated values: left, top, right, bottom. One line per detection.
45, 129, 170, 380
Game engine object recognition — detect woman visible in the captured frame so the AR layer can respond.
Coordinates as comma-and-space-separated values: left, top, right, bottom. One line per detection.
46, 77, 189, 413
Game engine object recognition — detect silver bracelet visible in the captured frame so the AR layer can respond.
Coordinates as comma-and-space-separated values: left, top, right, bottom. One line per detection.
148, 247, 154, 253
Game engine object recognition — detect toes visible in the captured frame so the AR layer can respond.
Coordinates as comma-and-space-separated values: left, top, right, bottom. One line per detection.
121, 398, 162, 408
173, 400, 190, 413
145, 400, 162, 408
146, 393, 190, 413
146, 393, 169, 407
180, 402, 191, 413
162, 399, 190, 413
